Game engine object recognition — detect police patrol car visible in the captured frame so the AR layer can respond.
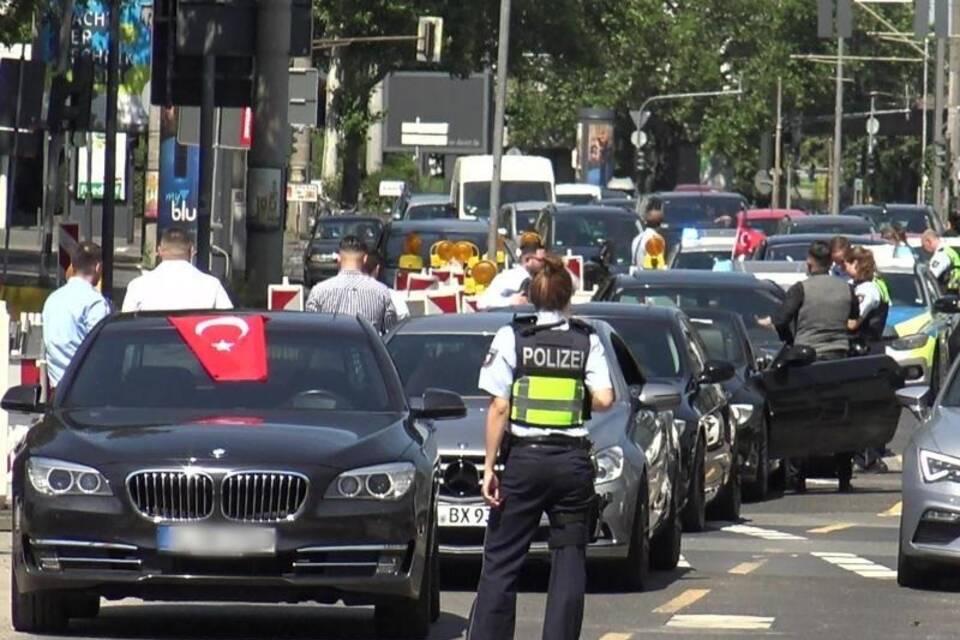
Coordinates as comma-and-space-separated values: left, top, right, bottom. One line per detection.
668, 228, 738, 271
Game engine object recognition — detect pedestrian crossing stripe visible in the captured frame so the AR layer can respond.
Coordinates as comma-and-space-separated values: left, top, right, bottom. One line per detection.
678, 554, 690, 569
728, 559, 767, 575
721, 524, 807, 541
653, 589, 710, 614
666, 614, 775, 630
811, 552, 897, 579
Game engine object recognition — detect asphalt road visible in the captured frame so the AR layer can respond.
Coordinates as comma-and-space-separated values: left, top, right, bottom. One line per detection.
0, 413, 952, 639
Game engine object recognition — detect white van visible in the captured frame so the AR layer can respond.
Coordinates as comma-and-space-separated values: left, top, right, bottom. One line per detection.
450, 155, 556, 220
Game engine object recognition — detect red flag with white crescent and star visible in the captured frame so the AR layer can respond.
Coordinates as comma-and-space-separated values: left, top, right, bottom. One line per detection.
168, 315, 269, 382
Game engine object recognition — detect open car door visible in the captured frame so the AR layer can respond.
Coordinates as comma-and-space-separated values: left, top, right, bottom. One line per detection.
762, 353, 904, 459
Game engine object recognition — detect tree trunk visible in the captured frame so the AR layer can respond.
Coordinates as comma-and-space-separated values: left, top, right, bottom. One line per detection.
341, 130, 363, 206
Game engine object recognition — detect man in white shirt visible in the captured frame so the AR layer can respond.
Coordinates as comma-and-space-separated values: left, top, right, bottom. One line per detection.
364, 250, 410, 322
631, 208, 666, 269
476, 238, 546, 310
122, 227, 233, 312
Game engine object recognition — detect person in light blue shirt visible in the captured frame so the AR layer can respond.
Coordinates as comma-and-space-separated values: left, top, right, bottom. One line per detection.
41, 242, 111, 389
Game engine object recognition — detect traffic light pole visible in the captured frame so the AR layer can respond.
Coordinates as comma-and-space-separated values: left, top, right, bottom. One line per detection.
102, 0, 121, 299
246, 0, 292, 302
196, 50, 215, 272
487, 0, 512, 263
831, 37, 843, 215
934, 36, 947, 221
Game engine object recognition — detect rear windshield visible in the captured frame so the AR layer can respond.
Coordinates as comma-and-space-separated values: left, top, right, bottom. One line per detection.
614, 286, 782, 352
787, 220, 873, 235
672, 250, 733, 270
860, 207, 935, 234
464, 182, 552, 218
646, 195, 747, 227
557, 194, 597, 205
764, 243, 811, 261
593, 318, 682, 379
388, 334, 494, 397
64, 325, 401, 412
746, 218, 783, 236
383, 229, 489, 268
554, 214, 639, 266
313, 219, 382, 242
406, 204, 455, 220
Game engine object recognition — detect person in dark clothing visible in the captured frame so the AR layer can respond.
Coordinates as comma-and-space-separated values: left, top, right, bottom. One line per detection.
759, 240, 860, 492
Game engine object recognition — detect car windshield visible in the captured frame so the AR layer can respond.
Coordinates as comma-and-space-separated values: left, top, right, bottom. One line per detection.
652, 196, 746, 227
614, 285, 782, 352
595, 318, 682, 379
383, 229, 489, 268
557, 194, 597, 205
63, 324, 401, 412
516, 211, 541, 234
388, 334, 494, 397
406, 204, 455, 220
686, 316, 748, 366
463, 182, 552, 218
313, 219, 382, 242
554, 214, 638, 266
672, 250, 733, 270
860, 207, 935, 234
764, 243, 812, 261
884, 272, 926, 308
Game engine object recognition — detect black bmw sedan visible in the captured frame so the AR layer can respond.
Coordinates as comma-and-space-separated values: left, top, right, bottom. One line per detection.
3, 311, 464, 637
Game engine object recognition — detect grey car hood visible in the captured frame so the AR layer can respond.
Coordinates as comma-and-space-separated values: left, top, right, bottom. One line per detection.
918, 406, 960, 453
434, 398, 631, 457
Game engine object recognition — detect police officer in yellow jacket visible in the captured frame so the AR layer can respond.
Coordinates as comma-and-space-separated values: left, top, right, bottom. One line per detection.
467, 254, 615, 640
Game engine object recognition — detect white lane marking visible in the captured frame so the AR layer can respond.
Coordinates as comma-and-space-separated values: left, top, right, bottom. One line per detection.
812, 552, 897, 579
806, 478, 838, 486
722, 524, 807, 541
666, 614, 775, 630
678, 554, 691, 569
598, 634, 633, 640
880, 501, 902, 518
653, 589, 711, 614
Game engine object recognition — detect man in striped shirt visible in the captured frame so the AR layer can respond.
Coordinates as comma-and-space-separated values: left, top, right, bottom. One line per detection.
305, 235, 398, 334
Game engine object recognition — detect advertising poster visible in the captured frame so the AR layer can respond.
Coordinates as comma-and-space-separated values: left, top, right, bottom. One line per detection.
583, 122, 614, 187
41, 0, 153, 131
75, 132, 127, 200
158, 106, 199, 240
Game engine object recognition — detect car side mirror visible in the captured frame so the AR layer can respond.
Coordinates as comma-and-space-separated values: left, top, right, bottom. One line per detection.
1, 384, 44, 414
635, 383, 681, 411
934, 295, 960, 314
410, 388, 467, 421
896, 385, 932, 421
698, 360, 735, 385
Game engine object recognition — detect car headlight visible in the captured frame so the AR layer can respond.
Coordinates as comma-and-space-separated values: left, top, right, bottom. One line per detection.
730, 404, 755, 427
593, 446, 624, 485
919, 450, 960, 483
26, 457, 113, 496
325, 462, 416, 500
891, 333, 929, 351
702, 414, 724, 447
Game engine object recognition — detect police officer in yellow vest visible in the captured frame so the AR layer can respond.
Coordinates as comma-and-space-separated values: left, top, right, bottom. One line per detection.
923, 230, 960, 293
467, 254, 615, 640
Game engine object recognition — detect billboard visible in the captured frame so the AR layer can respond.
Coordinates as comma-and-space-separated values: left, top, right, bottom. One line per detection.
41, 0, 153, 131
74, 132, 127, 200
383, 72, 491, 155
158, 106, 199, 239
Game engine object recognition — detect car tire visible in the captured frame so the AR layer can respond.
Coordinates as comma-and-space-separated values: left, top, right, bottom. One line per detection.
11, 561, 68, 633
681, 439, 706, 532
650, 471, 682, 571
898, 540, 934, 589
616, 484, 651, 592
67, 593, 100, 619
744, 423, 770, 502
709, 455, 741, 522
375, 520, 435, 639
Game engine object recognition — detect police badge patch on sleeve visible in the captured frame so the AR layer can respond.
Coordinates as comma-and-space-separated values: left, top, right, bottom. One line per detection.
483, 349, 498, 367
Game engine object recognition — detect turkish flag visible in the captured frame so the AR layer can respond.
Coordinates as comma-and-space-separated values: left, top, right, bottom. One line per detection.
169, 315, 269, 382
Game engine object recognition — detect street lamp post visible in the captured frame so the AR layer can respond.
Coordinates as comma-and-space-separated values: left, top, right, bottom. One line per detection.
486, 0, 511, 262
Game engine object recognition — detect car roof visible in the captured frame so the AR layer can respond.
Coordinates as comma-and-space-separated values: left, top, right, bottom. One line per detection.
504, 201, 551, 211
552, 205, 638, 217
317, 215, 382, 224
611, 269, 779, 290
384, 219, 490, 233
763, 233, 883, 245
745, 208, 807, 219
107, 310, 369, 333
572, 302, 684, 321
647, 191, 747, 200
391, 312, 616, 336
788, 214, 869, 225
407, 194, 451, 205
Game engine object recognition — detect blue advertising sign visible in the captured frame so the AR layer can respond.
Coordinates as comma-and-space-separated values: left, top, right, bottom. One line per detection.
158, 106, 199, 240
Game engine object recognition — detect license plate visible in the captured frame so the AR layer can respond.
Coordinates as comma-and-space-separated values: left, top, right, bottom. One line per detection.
157, 525, 276, 557
437, 504, 490, 527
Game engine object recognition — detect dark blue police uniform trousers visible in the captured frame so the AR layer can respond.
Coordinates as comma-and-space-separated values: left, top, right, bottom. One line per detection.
467, 442, 595, 640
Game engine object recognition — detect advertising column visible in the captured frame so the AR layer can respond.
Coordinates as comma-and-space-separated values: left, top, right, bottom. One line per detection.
577, 108, 615, 188
158, 106, 199, 241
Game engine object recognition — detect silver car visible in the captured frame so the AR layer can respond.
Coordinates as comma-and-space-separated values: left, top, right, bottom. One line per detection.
386, 312, 684, 591
898, 365, 960, 587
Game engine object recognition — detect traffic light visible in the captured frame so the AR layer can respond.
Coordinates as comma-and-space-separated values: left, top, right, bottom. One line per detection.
789, 115, 802, 155
935, 141, 948, 167
65, 53, 94, 131
635, 149, 648, 174
866, 149, 876, 176
427, 153, 444, 178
